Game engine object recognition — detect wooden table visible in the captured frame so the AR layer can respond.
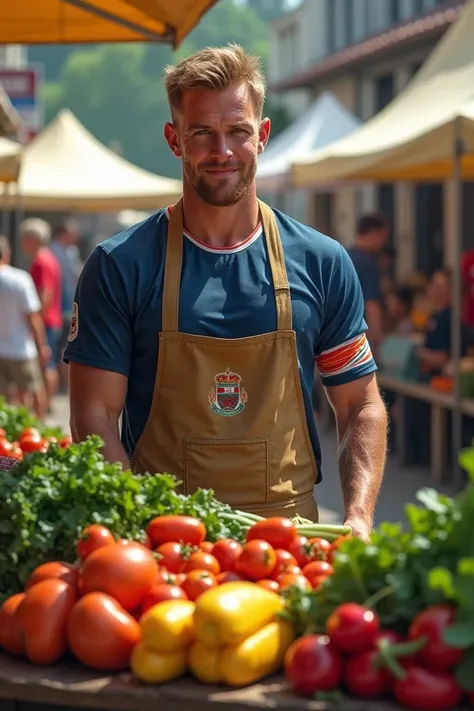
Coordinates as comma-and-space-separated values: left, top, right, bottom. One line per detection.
0, 654, 433, 711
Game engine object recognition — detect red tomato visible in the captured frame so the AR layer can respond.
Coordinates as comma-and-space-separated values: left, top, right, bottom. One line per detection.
81, 543, 157, 611
0, 439, 13, 457
68, 592, 141, 671
155, 542, 188, 574
146, 515, 206, 547
257, 579, 280, 592
181, 570, 217, 601
344, 649, 392, 698
155, 570, 178, 585
326, 603, 379, 653
183, 551, 220, 576
199, 541, 215, 554
0, 427, 6, 439
235, 539, 277, 581
287, 535, 314, 568
0, 593, 25, 655
302, 561, 334, 588
246, 517, 297, 549
58, 435, 72, 448
278, 573, 312, 592
76, 524, 116, 561
394, 667, 462, 710
141, 534, 154, 550
19, 434, 47, 453
174, 573, 186, 586
211, 539, 243, 572
375, 629, 405, 646
307, 537, 332, 560
19, 427, 40, 440
285, 635, 343, 696
9, 442, 23, 460
216, 571, 245, 584
25, 561, 79, 592
270, 549, 298, 580
141, 584, 188, 613
408, 604, 463, 671
328, 535, 353, 564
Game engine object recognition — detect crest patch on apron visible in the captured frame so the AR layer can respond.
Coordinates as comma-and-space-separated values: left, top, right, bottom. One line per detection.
208, 367, 248, 417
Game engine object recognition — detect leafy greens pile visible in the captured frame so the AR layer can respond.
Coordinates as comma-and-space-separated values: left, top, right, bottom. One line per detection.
282, 450, 474, 691
0, 435, 248, 601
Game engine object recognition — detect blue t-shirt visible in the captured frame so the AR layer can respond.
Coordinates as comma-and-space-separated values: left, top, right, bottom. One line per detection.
346, 247, 382, 303
64, 208, 377, 482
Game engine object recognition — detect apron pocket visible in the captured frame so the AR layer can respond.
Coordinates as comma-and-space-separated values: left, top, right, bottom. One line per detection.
184, 438, 270, 507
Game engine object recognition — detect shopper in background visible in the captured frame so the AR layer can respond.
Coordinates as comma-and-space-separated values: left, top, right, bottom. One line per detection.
0, 235, 49, 419
20, 218, 63, 412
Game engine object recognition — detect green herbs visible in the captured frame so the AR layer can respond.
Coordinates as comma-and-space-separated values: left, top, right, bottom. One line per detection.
0, 435, 249, 601
0, 396, 61, 441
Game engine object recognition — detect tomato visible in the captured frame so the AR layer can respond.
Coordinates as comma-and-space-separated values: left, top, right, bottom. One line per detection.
326, 603, 379, 654
270, 549, 298, 580
58, 435, 72, 448
19, 427, 40, 440
0, 593, 25, 655
0, 439, 13, 457
0, 427, 6, 439
141, 584, 188, 613
375, 629, 405, 646
68, 592, 141, 670
156, 542, 189, 574
146, 515, 206, 548
181, 570, 217, 601
285, 635, 342, 695
25, 561, 79, 591
278, 573, 312, 592
155, 570, 179, 585
302, 561, 334, 588
287, 535, 315, 568
17, 579, 77, 665
393, 666, 462, 710
246, 517, 297, 549
174, 573, 186, 586
257, 579, 280, 592
183, 551, 220, 576
76, 524, 116, 561
211, 538, 243, 572
7, 441, 23, 460
344, 650, 392, 698
216, 571, 245, 584
81, 543, 157, 611
408, 604, 463, 671
328, 535, 353, 564
307, 537, 332, 560
19, 434, 48, 453
142, 534, 154, 550
199, 541, 215, 554
235, 539, 277, 581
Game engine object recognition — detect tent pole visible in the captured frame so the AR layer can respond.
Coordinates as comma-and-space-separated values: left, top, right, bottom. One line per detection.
451, 117, 464, 490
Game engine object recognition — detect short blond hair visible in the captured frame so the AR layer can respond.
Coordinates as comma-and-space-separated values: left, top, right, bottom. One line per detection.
164, 43, 266, 119
20, 217, 51, 245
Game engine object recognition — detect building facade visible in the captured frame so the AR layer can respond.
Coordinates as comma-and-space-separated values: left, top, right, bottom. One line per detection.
268, 0, 467, 277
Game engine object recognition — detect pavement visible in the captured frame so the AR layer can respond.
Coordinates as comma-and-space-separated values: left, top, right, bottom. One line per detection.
46, 394, 457, 527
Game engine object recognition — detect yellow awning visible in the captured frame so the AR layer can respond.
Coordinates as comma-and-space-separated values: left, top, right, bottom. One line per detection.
0, 0, 219, 47
0, 138, 21, 183
291, 0, 474, 187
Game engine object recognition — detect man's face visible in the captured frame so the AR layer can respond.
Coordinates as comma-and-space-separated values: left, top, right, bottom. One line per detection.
164, 83, 270, 207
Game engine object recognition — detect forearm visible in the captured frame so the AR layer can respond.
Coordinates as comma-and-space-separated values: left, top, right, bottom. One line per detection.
337, 399, 387, 527
70, 412, 131, 470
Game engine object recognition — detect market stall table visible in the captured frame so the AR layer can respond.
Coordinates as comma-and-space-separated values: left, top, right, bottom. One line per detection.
0, 654, 454, 711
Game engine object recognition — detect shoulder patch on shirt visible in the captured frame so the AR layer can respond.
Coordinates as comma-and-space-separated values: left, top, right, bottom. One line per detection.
68, 302, 79, 342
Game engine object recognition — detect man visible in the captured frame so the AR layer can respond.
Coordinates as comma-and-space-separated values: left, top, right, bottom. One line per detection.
20, 218, 63, 411
416, 268, 453, 380
65, 44, 387, 540
347, 214, 389, 361
50, 218, 82, 391
0, 236, 49, 419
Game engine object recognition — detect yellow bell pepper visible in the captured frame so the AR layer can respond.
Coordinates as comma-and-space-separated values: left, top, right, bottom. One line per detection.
194, 582, 283, 647
140, 599, 195, 653
189, 620, 295, 687
131, 642, 187, 684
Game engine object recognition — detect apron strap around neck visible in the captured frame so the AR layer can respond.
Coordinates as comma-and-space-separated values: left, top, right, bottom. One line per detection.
258, 200, 292, 331
162, 200, 184, 333
162, 198, 292, 333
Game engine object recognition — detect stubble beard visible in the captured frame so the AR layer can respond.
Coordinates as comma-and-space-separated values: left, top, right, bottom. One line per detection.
183, 157, 257, 207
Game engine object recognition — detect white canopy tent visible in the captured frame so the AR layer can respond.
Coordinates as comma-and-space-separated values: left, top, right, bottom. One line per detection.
256, 92, 361, 193
291, 0, 474, 487
5, 109, 182, 212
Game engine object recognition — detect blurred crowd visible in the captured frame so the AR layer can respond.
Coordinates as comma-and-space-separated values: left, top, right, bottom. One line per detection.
0, 218, 82, 420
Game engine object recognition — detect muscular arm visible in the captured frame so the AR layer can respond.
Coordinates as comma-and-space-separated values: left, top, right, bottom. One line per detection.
69, 362, 131, 470
24, 312, 49, 366
325, 373, 387, 540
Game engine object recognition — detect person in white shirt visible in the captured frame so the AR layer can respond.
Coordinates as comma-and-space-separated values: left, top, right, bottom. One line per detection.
0, 236, 49, 420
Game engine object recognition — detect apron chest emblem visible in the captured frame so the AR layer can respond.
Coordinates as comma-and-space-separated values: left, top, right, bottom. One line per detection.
208, 367, 248, 417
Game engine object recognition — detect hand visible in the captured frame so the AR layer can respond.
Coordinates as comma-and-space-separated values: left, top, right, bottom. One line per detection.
343, 516, 372, 543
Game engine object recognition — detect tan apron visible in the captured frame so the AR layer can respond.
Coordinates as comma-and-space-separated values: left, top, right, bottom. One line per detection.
132, 199, 319, 520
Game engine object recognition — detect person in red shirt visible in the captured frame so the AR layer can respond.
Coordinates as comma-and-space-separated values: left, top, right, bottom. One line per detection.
20, 218, 63, 410
461, 248, 474, 327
